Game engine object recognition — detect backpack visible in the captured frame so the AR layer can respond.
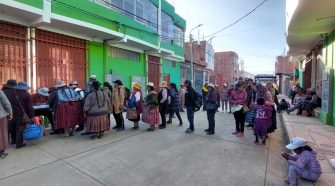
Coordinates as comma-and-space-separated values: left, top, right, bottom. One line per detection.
124, 87, 131, 101
194, 91, 203, 112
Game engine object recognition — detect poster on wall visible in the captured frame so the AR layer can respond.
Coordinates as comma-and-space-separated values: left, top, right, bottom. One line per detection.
105, 74, 126, 85
321, 68, 333, 112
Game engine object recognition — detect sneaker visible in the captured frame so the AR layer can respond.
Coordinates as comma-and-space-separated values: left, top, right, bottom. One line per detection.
167, 121, 172, 124
236, 132, 244, 137
185, 128, 194, 133
232, 131, 239, 135
147, 128, 155, 132
204, 129, 209, 132
159, 125, 166, 129
112, 126, 119, 130
179, 123, 183, 126
132, 127, 139, 130
75, 126, 84, 132
206, 131, 215, 135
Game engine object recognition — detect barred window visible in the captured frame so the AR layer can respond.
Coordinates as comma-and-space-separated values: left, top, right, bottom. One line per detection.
109, 46, 140, 61
165, 59, 176, 67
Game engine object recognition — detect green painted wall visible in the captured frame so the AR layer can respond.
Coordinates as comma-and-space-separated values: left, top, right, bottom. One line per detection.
15, 0, 43, 9
162, 59, 181, 87
88, 41, 105, 82
320, 30, 335, 126
106, 50, 146, 89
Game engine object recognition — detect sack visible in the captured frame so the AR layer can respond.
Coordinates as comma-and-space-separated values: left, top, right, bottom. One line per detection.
127, 96, 138, 108
126, 108, 138, 120
231, 104, 242, 113
57, 88, 80, 102
194, 92, 203, 111
205, 101, 216, 111
23, 123, 43, 141
245, 110, 256, 124
124, 87, 131, 101
242, 104, 250, 113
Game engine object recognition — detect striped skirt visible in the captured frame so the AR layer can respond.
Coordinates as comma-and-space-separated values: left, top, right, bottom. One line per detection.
55, 102, 83, 129
142, 107, 160, 125
0, 117, 9, 150
85, 115, 110, 133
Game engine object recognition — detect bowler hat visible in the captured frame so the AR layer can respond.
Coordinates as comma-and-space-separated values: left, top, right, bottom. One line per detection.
55, 80, 66, 88
3, 79, 17, 88
14, 82, 31, 91
38, 87, 49, 96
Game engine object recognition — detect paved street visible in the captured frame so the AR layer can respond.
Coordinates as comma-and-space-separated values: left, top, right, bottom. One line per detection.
0, 110, 288, 186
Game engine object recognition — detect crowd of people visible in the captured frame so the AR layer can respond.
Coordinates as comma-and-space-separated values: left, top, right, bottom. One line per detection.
0, 76, 323, 185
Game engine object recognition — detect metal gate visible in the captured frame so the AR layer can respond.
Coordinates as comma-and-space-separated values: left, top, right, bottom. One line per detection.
35, 29, 87, 89
0, 21, 27, 86
148, 55, 160, 92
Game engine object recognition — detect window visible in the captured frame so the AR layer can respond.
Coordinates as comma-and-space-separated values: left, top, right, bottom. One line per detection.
161, 11, 174, 42
109, 46, 140, 61
174, 26, 184, 46
124, 0, 135, 17
136, 0, 144, 21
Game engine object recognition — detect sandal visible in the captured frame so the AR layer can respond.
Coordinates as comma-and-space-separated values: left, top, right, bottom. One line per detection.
147, 128, 155, 132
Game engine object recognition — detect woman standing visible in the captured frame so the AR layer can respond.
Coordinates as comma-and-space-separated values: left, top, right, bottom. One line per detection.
179, 84, 186, 112
84, 81, 110, 139
128, 82, 142, 130
167, 83, 183, 126
204, 83, 217, 135
50, 81, 82, 137
111, 80, 125, 131
142, 82, 160, 131
103, 82, 113, 121
230, 83, 247, 137
0, 90, 12, 158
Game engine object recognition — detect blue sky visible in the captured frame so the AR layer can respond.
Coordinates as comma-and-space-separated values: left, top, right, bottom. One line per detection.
167, 0, 286, 75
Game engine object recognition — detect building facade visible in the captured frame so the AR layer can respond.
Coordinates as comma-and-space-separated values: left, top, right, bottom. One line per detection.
286, 0, 335, 126
0, 0, 186, 93
214, 51, 239, 87
183, 40, 214, 93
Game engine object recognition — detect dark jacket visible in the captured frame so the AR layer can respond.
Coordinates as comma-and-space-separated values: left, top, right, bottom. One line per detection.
185, 86, 196, 108
158, 88, 169, 110
169, 87, 180, 112
3, 88, 34, 120
246, 86, 256, 106
145, 92, 158, 110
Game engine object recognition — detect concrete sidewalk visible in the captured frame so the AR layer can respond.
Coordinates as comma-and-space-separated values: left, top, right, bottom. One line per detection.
280, 97, 335, 186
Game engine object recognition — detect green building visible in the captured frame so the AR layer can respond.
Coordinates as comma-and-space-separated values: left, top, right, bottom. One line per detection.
0, 0, 186, 92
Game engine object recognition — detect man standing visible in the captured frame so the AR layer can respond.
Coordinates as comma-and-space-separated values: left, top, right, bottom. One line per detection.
112, 80, 125, 131
202, 82, 208, 111
184, 80, 196, 133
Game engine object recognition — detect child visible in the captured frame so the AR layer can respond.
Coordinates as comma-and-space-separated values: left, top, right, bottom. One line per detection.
253, 98, 272, 145
282, 137, 322, 186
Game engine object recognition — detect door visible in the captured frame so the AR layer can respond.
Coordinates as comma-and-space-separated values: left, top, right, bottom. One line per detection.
0, 21, 27, 86
35, 29, 87, 89
163, 74, 170, 83
148, 55, 160, 92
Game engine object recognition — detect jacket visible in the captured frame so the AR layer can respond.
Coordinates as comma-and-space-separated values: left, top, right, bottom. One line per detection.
230, 90, 247, 105
84, 90, 110, 116
0, 90, 12, 118
185, 86, 196, 108
112, 86, 125, 114
145, 92, 158, 110
169, 87, 180, 112
288, 151, 322, 174
3, 88, 34, 120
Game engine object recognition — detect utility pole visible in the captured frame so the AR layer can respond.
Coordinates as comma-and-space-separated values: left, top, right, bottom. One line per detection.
189, 24, 203, 87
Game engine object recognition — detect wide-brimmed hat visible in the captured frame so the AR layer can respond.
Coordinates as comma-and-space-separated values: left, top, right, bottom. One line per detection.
147, 82, 155, 88
69, 80, 78, 88
207, 83, 215, 89
159, 81, 168, 88
14, 82, 31, 91
223, 83, 227, 87
55, 80, 66, 88
285, 137, 307, 150
38, 87, 49, 96
113, 80, 123, 86
3, 79, 17, 88
133, 82, 141, 90
89, 75, 97, 80
307, 88, 315, 93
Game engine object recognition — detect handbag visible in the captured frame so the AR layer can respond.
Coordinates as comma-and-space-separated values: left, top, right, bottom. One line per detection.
242, 104, 250, 113
23, 123, 43, 141
15, 91, 31, 124
245, 110, 256, 124
205, 101, 216, 111
126, 108, 138, 120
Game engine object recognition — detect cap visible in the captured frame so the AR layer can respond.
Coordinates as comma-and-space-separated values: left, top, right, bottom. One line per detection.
285, 137, 307, 150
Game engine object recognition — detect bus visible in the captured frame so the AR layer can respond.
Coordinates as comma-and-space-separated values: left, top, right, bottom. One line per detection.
254, 74, 276, 85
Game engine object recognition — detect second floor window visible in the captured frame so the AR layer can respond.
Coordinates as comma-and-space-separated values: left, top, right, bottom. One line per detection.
109, 46, 140, 61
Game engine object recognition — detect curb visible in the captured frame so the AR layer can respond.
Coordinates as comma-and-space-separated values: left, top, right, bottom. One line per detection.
280, 113, 295, 142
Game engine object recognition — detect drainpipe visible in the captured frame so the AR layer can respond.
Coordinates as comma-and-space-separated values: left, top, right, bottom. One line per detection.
158, 0, 162, 82
311, 50, 316, 89
26, 28, 31, 92
31, 28, 37, 92
103, 40, 108, 81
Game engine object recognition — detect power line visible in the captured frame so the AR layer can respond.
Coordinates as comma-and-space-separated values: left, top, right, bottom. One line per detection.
204, 0, 270, 39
